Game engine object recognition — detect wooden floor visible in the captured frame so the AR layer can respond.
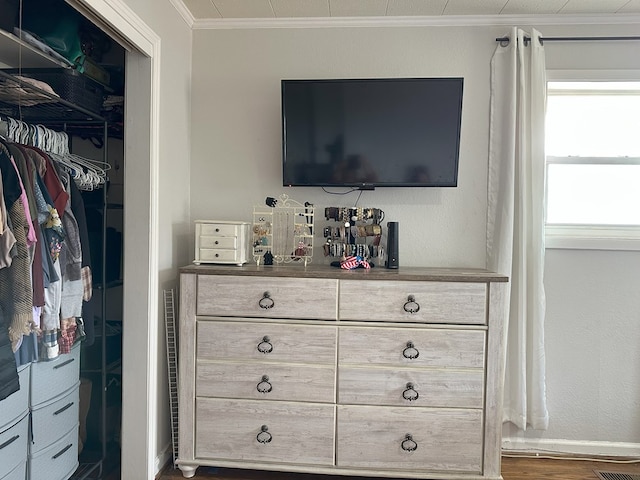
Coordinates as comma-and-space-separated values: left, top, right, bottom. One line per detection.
153, 456, 640, 480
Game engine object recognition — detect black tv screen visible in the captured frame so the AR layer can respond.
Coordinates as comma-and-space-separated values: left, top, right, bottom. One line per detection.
282, 77, 463, 188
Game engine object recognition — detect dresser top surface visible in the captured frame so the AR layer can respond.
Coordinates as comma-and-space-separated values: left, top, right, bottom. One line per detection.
179, 264, 508, 283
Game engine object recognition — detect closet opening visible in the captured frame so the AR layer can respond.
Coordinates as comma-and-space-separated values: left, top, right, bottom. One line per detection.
0, 0, 126, 478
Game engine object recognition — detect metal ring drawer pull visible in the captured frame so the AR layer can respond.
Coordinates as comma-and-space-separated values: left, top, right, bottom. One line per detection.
256, 375, 272, 394
403, 295, 420, 314
257, 425, 272, 444
401, 433, 418, 452
259, 292, 275, 309
402, 382, 419, 402
257, 336, 273, 354
402, 341, 419, 359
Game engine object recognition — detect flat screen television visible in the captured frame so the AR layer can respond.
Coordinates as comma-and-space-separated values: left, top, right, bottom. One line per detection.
282, 77, 464, 188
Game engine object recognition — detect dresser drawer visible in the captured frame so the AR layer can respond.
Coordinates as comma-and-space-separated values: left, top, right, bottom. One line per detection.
338, 366, 483, 408
28, 424, 78, 480
199, 236, 237, 249
1, 460, 26, 480
197, 276, 338, 320
30, 346, 80, 406
195, 398, 335, 466
339, 280, 487, 325
198, 248, 240, 263
197, 321, 337, 364
0, 363, 29, 431
198, 223, 241, 237
339, 326, 485, 369
197, 362, 335, 403
31, 383, 80, 453
0, 414, 28, 479
336, 405, 483, 472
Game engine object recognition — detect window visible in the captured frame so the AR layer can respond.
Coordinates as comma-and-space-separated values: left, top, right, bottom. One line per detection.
545, 79, 640, 250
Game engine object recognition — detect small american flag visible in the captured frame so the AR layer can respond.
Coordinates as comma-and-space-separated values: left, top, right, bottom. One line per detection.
340, 255, 370, 270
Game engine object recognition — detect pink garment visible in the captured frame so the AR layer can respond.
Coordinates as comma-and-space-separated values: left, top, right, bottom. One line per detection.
10, 156, 37, 247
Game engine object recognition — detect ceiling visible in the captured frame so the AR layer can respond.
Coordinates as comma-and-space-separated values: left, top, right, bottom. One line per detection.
178, 0, 640, 21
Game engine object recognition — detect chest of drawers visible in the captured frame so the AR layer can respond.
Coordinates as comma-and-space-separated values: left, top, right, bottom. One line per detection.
177, 264, 508, 480
193, 220, 251, 266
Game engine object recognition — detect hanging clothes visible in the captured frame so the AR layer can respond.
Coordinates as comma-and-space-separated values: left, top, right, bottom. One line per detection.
0, 142, 34, 351
0, 308, 19, 401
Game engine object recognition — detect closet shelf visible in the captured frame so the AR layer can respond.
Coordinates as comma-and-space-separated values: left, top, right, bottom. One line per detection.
0, 28, 69, 69
0, 68, 105, 123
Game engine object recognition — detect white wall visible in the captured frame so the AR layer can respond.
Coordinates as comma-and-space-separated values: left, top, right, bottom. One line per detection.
190, 25, 501, 268
115, 0, 192, 474
190, 20, 640, 455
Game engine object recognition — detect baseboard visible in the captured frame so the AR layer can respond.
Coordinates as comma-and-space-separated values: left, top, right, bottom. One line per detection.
154, 442, 173, 477
502, 437, 640, 458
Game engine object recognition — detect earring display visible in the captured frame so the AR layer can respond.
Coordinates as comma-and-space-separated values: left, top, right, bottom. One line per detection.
252, 194, 314, 266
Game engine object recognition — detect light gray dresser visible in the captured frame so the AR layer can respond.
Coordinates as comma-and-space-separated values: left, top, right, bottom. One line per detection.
177, 264, 508, 480
0, 344, 80, 480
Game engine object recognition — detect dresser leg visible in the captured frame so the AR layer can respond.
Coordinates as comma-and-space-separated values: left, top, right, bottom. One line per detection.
178, 465, 198, 478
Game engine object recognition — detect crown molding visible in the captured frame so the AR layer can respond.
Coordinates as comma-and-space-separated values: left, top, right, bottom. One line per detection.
192, 13, 640, 30
168, 0, 195, 28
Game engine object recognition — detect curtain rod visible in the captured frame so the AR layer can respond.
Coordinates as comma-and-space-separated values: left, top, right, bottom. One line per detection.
495, 35, 640, 46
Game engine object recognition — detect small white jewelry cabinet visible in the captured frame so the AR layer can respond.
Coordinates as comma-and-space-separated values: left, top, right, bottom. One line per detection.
193, 220, 251, 266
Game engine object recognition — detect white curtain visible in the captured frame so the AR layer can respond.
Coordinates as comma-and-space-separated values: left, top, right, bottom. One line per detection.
487, 28, 549, 430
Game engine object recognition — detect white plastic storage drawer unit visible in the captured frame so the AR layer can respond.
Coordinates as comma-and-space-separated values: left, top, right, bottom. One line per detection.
30, 383, 80, 454
30, 346, 80, 406
28, 424, 79, 480
0, 413, 29, 479
28, 344, 81, 480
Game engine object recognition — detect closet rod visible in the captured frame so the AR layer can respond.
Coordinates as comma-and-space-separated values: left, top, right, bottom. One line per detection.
495, 35, 640, 45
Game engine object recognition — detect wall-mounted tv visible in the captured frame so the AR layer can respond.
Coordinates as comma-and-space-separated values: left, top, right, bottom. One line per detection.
282, 77, 464, 188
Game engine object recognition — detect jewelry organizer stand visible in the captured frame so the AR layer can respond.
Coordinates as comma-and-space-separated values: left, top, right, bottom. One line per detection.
323, 207, 385, 264
252, 194, 314, 266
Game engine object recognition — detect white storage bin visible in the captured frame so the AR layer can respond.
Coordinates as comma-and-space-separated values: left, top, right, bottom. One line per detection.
30, 346, 80, 406
0, 413, 28, 478
0, 363, 30, 431
30, 382, 80, 454
28, 424, 79, 480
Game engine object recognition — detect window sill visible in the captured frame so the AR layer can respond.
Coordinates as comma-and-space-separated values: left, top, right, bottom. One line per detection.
545, 225, 640, 251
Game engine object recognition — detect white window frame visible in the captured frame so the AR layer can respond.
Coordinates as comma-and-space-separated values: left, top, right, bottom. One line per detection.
545, 70, 640, 251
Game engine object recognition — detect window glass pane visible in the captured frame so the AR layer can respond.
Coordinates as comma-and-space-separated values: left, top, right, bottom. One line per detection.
546, 164, 640, 225
546, 82, 640, 157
